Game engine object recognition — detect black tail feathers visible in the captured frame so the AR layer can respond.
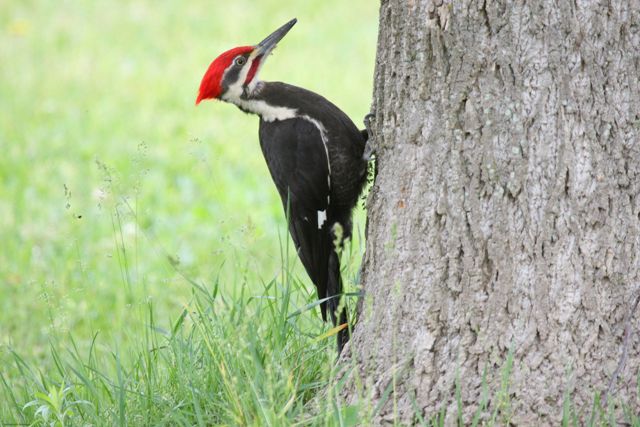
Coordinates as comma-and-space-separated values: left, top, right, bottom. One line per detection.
288, 212, 350, 353
328, 248, 349, 353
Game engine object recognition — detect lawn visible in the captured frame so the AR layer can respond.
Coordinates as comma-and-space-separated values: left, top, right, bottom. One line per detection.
0, 1, 377, 424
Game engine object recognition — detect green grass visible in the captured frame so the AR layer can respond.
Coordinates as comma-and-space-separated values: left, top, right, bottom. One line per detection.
2, 2, 638, 425
0, 0, 376, 424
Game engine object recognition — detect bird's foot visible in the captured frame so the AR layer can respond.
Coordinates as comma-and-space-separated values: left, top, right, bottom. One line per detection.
362, 112, 376, 161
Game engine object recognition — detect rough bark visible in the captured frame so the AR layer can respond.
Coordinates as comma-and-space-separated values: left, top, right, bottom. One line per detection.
343, 0, 640, 424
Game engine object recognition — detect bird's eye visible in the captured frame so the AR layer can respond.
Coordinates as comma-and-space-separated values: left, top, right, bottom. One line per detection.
235, 56, 246, 66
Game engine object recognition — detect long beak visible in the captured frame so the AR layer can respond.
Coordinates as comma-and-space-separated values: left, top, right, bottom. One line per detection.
252, 18, 297, 59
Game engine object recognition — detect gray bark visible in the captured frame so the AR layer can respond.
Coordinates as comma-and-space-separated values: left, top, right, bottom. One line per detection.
343, 0, 640, 424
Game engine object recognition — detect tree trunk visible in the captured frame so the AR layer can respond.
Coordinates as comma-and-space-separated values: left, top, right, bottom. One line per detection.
343, 0, 640, 424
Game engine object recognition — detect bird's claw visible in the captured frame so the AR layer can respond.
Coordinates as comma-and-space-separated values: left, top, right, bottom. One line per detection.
362, 113, 376, 161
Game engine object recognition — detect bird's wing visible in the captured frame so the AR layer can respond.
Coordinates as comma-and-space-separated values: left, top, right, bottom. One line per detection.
259, 118, 330, 212
259, 117, 333, 320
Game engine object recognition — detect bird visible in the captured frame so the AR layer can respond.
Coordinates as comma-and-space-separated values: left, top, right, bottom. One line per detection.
195, 18, 369, 352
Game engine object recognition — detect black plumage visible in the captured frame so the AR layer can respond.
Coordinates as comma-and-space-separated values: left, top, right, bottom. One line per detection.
257, 83, 367, 351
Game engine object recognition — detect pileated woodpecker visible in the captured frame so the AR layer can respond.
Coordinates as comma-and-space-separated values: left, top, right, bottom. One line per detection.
196, 18, 369, 351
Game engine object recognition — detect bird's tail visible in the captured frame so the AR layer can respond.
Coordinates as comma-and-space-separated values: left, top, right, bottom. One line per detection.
288, 213, 350, 352
328, 245, 349, 352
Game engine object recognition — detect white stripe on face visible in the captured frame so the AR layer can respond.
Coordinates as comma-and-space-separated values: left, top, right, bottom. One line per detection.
221, 57, 253, 103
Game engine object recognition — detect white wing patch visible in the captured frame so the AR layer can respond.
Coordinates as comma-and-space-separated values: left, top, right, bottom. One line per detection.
317, 210, 327, 229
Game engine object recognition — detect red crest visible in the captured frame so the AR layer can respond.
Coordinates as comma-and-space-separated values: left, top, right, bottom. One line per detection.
196, 46, 254, 104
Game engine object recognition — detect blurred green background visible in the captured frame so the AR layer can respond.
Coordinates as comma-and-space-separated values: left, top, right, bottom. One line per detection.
0, 0, 377, 416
